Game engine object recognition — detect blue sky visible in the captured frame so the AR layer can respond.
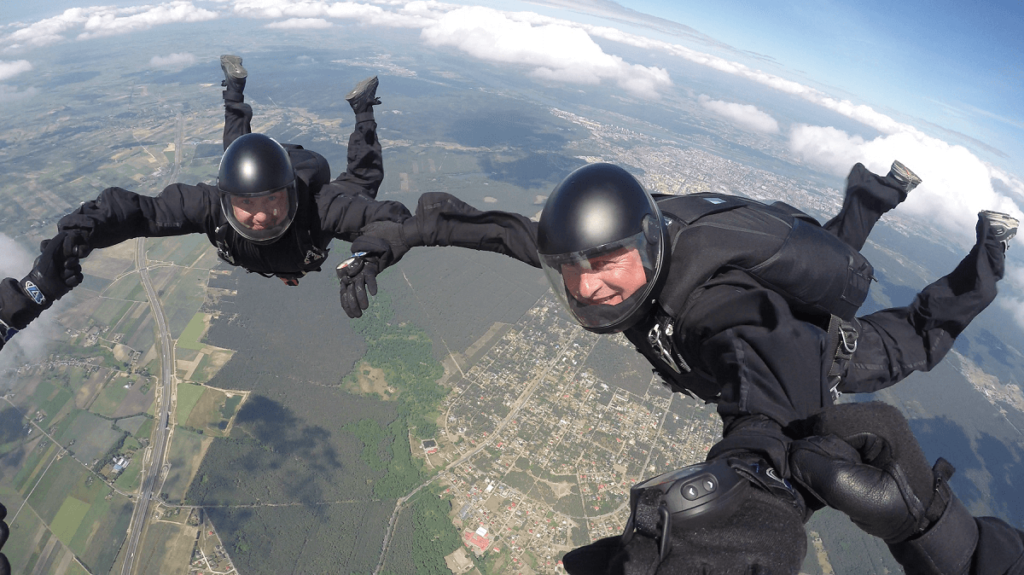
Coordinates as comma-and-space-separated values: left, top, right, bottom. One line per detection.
618, 0, 1024, 172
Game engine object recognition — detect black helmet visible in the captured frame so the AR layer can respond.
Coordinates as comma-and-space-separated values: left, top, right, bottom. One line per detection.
217, 133, 298, 244
538, 163, 667, 333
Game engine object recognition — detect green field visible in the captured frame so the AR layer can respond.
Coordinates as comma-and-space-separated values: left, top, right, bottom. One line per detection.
52, 496, 91, 544
56, 411, 124, 463
13, 440, 58, 494
115, 415, 148, 435
177, 312, 206, 351
175, 383, 206, 424
135, 417, 155, 440
162, 428, 205, 502
90, 376, 132, 417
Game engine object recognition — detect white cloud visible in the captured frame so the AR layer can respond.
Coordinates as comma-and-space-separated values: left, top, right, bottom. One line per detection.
698, 95, 779, 134
78, 1, 218, 40
2, 2, 218, 48
586, 24, 917, 137
266, 17, 332, 28
789, 124, 1024, 240
0, 59, 32, 81
149, 52, 196, 68
420, 6, 670, 98
4, 8, 91, 48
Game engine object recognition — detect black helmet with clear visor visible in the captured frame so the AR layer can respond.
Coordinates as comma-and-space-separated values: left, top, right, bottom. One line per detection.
538, 163, 667, 333
218, 133, 298, 244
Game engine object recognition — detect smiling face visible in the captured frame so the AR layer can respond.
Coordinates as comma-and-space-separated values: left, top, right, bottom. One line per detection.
229, 190, 289, 231
560, 247, 648, 306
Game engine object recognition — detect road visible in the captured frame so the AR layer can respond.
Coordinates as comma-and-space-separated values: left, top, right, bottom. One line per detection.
119, 115, 182, 575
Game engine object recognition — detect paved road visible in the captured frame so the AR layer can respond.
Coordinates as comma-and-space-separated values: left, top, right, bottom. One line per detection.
120, 115, 182, 575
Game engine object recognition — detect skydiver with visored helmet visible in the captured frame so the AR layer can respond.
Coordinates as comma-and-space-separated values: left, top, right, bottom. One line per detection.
0, 55, 410, 352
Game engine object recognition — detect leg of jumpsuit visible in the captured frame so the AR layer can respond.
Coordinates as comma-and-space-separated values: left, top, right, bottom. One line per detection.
332, 111, 383, 199
840, 217, 1005, 393
222, 92, 252, 151
823, 163, 908, 251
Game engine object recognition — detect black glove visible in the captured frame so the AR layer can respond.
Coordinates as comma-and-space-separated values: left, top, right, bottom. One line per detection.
56, 214, 94, 258
337, 253, 378, 319
789, 402, 979, 575
350, 220, 409, 271
1, 501, 11, 575
24, 231, 83, 309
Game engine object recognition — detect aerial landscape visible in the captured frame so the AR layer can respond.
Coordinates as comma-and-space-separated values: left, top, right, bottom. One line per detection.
1, 1, 1022, 574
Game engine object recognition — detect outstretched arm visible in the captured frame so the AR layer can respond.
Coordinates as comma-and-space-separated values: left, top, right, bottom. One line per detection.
57, 184, 216, 255
337, 192, 541, 318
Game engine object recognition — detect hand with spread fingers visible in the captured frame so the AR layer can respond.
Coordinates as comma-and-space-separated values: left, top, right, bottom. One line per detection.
337, 252, 378, 319
339, 221, 411, 319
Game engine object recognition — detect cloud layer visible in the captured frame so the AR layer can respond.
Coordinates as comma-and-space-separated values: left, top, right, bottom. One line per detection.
789, 124, 1023, 238
3, 1, 217, 49
0, 59, 32, 81
149, 52, 196, 68
698, 95, 779, 133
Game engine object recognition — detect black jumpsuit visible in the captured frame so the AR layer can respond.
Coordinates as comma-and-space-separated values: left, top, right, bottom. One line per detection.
53, 95, 410, 281
395, 163, 1003, 429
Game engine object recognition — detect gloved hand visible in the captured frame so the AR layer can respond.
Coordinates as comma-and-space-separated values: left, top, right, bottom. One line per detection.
1, 501, 11, 575
56, 215, 94, 258
790, 433, 929, 543
350, 220, 409, 271
24, 231, 83, 309
789, 402, 979, 575
337, 252, 378, 319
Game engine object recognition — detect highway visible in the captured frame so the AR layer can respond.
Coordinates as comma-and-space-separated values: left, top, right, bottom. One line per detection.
119, 115, 182, 575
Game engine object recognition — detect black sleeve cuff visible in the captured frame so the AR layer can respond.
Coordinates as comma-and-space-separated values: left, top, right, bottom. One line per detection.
888, 494, 978, 575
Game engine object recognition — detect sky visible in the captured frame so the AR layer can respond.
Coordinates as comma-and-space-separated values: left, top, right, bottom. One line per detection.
1, 0, 1023, 324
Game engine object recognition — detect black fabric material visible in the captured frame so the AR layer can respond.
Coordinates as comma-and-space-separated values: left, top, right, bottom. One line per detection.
401, 192, 541, 267
888, 494, 979, 575
651, 193, 871, 322
0, 278, 43, 330
55, 96, 409, 279
822, 162, 907, 251
838, 215, 1004, 394
403, 164, 1000, 430
972, 518, 1024, 575
564, 486, 806, 574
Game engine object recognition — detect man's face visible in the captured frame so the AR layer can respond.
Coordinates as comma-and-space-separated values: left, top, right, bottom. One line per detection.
561, 247, 647, 306
229, 191, 289, 231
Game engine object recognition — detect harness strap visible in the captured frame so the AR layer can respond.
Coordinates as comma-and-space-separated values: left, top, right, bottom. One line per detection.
825, 314, 859, 402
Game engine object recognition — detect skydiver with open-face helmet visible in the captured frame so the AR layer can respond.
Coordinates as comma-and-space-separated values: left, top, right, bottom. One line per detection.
0, 55, 411, 352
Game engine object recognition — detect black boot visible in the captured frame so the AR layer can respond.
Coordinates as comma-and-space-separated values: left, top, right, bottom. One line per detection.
345, 76, 380, 119
221, 54, 247, 103
886, 160, 922, 195
979, 210, 1018, 252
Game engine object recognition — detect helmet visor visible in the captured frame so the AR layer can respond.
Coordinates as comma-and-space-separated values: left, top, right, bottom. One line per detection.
540, 228, 662, 332
220, 184, 298, 244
